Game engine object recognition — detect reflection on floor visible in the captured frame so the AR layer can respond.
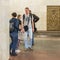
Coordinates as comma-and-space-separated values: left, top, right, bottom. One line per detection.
9, 35, 60, 60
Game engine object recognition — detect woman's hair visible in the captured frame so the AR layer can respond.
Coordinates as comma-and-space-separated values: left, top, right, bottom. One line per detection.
17, 14, 21, 19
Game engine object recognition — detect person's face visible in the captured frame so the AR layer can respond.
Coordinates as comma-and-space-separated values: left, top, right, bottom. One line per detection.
25, 9, 29, 14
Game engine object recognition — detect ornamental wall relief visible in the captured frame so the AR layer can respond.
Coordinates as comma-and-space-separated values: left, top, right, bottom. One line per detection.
47, 6, 60, 31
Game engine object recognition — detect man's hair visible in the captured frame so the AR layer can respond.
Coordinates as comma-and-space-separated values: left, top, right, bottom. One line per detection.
11, 12, 17, 17
25, 7, 29, 10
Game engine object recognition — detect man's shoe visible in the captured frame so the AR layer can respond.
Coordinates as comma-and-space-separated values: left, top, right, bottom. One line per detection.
28, 47, 33, 51
10, 53, 17, 56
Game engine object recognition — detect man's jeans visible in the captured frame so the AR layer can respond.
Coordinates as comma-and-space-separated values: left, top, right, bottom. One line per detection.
32, 33, 34, 45
24, 28, 33, 49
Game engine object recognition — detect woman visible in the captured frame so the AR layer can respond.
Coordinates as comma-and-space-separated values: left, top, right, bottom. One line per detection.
15, 14, 22, 54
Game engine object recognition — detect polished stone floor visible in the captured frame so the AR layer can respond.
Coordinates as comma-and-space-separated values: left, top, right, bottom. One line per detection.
9, 36, 60, 60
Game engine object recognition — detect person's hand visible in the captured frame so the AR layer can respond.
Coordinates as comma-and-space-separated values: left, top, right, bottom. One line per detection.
32, 28, 34, 32
21, 28, 25, 33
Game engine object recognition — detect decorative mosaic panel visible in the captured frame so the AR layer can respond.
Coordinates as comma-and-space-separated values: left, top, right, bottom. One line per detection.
47, 6, 60, 31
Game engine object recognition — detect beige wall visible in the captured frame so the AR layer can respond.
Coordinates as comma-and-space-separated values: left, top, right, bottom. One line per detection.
0, 0, 9, 60
8, 0, 60, 31
0, 0, 60, 60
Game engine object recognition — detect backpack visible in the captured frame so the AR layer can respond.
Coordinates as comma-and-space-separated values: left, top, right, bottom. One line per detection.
9, 20, 15, 33
23, 14, 32, 31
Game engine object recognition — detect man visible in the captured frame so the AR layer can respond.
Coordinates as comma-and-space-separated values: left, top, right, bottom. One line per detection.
9, 12, 20, 56
22, 7, 34, 50
29, 10, 39, 46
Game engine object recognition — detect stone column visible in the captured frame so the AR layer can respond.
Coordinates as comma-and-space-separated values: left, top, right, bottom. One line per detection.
0, 0, 10, 60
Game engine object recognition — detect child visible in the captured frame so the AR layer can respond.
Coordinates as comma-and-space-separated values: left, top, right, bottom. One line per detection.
9, 12, 20, 56
15, 14, 22, 54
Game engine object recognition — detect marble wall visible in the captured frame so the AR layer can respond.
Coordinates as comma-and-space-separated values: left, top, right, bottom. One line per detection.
0, 0, 9, 60
8, 0, 60, 31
